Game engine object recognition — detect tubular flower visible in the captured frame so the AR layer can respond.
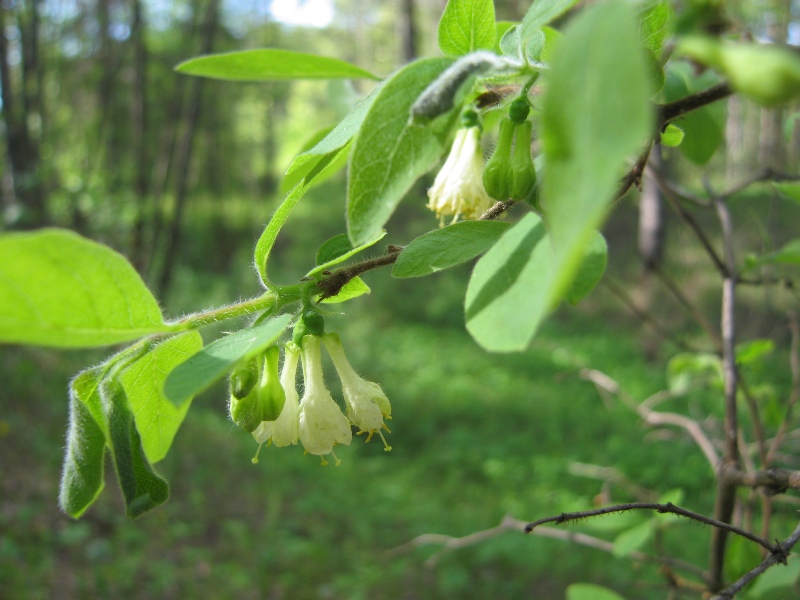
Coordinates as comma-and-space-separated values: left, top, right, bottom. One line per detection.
298, 335, 352, 464
323, 333, 392, 451
427, 125, 493, 225
253, 343, 301, 448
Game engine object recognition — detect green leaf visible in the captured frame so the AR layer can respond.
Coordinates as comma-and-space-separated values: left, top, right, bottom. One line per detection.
59, 370, 107, 518
748, 555, 800, 598
564, 231, 608, 305
736, 339, 775, 366
286, 83, 383, 177
392, 221, 510, 278
660, 123, 684, 147
657, 488, 685, 505
175, 49, 378, 81
347, 57, 457, 246
541, 3, 650, 283
499, 25, 546, 63
566, 583, 628, 600
103, 379, 169, 519
465, 214, 553, 352
307, 230, 386, 278
751, 239, 800, 266
280, 127, 351, 193
120, 332, 203, 463
667, 352, 723, 393
774, 182, 800, 205
494, 21, 516, 54
320, 277, 370, 304
468, 0, 652, 352
724, 533, 764, 584
520, 0, 580, 42
255, 148, 347, 285
438, 0, 496, 56
639, 0, 673, 58
663, 63, 725, 165
164, 314, 292, 405
0, 229, 175, 348
613, 521, 653, 557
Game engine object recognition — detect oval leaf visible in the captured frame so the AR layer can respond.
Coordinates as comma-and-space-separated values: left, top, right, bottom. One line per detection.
120, 332, 203, 463
347, 57, 456, 246
307, 230, 386, 278
438, 0, 497, 56
320, 276, 370, 304
59, 369, 107, 518
564, 231, 608, 305
176, 49, 378, 81
0, 229, 174, 348
566, 583, 628, 600
164, 314, 292, 405
393, 221, 510, 278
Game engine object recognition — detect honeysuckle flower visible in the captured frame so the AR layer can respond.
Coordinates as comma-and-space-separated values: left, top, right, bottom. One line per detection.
298, 335, 352, 464
322, 333, 392, 451
253, 343, 301, 448
427, 125, 493, 225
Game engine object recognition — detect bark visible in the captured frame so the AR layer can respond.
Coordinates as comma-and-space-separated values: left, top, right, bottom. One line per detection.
638, 146, 665, 270
398, 0, 417, 62
0, 3, 47, 228
129, 0, 149, 272
155, 0, 220, 298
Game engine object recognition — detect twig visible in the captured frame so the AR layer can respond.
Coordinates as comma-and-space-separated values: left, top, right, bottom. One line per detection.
524, 502, 779, 555
388, 515, 707, 581
708, 187, 742, 591
658, 82, 733, 127
601, 279, 701, 352
767, 312, 800, 466
728, 468, 800, 494
580, 368, 720, 470
710, 521, 800, 599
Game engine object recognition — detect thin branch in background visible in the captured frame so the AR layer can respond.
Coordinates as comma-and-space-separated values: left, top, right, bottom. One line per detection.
708, 187, 742, 592
659, 82, 733, 126
388, 515, 708, 583
601, 279, 702, 353
650, 263, 723, 352
580, 368, 720, 470
767, 311, 800, 466
738, 377, 768, 468
524, 502, 779, 555
710, 521, 800, 600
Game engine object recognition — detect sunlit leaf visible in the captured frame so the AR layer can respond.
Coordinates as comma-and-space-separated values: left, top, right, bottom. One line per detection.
438, 0, 496, 56
0, 229, 175, 348
320, 277, 370, 304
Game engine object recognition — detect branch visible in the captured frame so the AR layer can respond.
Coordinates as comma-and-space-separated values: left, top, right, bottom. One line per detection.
579, 368, 720, 470
389, 515, 707, 581
728, 468, 800, 495
658, 82, 733, 127
316, 199, 517, 299
710, 521, 800, 600
524, 502, 779, 555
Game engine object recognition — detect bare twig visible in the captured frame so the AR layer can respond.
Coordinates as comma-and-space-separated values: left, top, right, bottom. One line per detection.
708, 189, 742, 592
767, 312, 800, 466
580, 368, 720, 470
524, 502, 779, 555
728, 468, 800, 494
658, 82, 733, 126
710, 521, 800, 600
389, 515, 707, 581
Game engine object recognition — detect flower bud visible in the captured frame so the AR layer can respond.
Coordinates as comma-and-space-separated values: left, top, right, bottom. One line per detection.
482, 118, 514, 201
230, 386, 261, 433
257, 345, 285, 422
229, 357, 259, 400
509, 120, 537, 200
301, 308, 325, 337
508, 97, 531, 124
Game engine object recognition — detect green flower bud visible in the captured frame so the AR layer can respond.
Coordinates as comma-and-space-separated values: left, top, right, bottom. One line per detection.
510, 120, 536, 200
482, 118, 514, 201
257, 345, 286, 422
229, 357, 259, 400
508, 97, 531, 124
302, 308, 325, 337
230, 386, 261, 433
292, 318, 308, 347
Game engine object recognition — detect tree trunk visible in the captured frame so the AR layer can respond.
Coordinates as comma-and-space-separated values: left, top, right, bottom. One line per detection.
130, 0, 150, 272
398, 0, 417, 62
638, 146, 665, 270
155, 0, 220, 298
0, 3, 47, 228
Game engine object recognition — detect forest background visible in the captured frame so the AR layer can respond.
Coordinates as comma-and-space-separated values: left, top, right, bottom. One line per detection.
2, 0, 800, 598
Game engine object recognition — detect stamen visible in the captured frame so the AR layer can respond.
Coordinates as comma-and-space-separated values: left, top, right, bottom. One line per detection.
378, 431, 392, 452
364, 431, 375, 443
320, 456, 329, 466
382, 423, 392, 433
251, 442, 264, 464
331, 448, 342, 466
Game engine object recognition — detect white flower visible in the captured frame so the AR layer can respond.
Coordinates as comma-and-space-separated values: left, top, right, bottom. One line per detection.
323, 333, 392, 451
253, 344, 301, 448
427, 126, 493, 225
298, 335, 352, 464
